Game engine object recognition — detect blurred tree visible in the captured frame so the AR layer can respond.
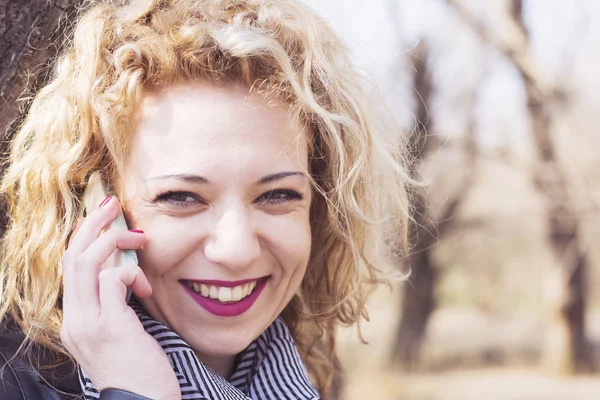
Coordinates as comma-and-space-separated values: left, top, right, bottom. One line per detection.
0, 0, 82, 233
446, 0, 592, 374
389, 42, 479, 370
389, 43, 437, 370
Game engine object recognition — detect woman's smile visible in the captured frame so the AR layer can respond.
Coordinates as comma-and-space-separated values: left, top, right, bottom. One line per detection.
181, 276, 266, 302
180, 276, 270, 317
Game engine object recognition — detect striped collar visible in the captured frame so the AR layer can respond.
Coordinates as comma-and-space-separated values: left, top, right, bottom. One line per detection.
79, 299, 320, 399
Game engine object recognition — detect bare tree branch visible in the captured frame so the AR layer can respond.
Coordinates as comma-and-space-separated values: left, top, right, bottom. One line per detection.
445, 0, 551, 102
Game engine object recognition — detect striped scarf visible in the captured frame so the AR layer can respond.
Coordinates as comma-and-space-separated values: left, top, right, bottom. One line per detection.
78, 300, 320, 399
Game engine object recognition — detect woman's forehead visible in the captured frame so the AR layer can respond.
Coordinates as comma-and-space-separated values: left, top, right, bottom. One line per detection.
126, 83, 309, 181
137, 84, 299, 137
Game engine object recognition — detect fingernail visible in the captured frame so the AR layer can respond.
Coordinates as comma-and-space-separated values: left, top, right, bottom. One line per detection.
99, 195, 112, 207
129, 229, 144, 234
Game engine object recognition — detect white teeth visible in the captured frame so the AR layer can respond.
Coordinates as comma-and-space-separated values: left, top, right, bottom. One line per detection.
219, 287, 232, 302
189, 280, 260, 302
200, 284, 209, 297
232, 286, 243, 302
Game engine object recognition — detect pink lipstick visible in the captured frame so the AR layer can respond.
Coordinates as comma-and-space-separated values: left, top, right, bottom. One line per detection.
182, 277, 268, 317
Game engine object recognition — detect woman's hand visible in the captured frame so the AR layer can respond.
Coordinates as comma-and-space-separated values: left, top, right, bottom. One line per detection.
61, 196, 181, 400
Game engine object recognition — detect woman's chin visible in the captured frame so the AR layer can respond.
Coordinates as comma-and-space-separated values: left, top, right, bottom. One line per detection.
186, 328, 257, 357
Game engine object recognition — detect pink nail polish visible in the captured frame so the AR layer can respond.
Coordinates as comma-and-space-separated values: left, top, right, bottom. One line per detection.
129, 229, 144, 234
99, 195, 112, 207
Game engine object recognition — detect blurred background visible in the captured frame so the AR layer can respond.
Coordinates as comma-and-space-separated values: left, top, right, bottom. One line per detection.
1, 0, 599, 399
303, 0, 600, 399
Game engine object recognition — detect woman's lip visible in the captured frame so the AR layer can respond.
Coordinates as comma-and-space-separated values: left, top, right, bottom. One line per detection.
182, 277, 268, 317
182, 275, 270, 288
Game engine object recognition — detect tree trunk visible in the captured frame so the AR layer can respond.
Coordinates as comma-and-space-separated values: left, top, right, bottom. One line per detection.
445, 0, 591, 374
0, 0, 83, 147
0, 0, 82, 233
528, 83, 589, 374
390, 43, 478, 370
390, 44, 436, 370
509, 0, 591, 374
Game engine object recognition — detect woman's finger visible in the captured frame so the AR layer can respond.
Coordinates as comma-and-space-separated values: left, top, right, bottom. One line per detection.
73, 229, 146, 315
98, 265, 152, 318
62, 241, 82, 317
68, 196, 120, 255
63, 197, 119, 317
68, 217, 85, 247
77, 229, 145, 270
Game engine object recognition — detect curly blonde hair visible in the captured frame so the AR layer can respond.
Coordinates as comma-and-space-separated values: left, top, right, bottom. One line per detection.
0, 0, 411, 397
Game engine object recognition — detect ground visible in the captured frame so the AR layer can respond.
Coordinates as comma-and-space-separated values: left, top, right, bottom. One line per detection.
338, 287, 600, 400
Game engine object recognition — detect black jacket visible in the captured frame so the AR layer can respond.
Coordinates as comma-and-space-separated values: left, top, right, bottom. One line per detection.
0, 330, 152, 400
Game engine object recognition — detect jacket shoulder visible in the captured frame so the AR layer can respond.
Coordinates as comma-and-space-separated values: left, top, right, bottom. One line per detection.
0, 331, 29, 400
0, 331, 79, 400
0, 330, 152, 400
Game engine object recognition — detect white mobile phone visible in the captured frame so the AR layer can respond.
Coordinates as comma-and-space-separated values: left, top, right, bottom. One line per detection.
82, 172, 137, 302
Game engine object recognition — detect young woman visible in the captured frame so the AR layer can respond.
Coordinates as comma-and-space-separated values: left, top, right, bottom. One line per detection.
0, 0, 411, 399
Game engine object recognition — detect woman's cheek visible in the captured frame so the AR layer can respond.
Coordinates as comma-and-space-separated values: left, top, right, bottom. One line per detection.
260, 212, 311, 259
137, 219, 197, 274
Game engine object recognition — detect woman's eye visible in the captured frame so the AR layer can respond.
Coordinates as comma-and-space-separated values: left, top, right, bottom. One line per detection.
153, 191, 204, 207
256, 189, 303, 205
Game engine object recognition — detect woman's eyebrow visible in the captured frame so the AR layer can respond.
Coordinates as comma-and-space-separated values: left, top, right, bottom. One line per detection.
148, 174, 209, 184
147, 171, 305, 185
257, 171, 305, 184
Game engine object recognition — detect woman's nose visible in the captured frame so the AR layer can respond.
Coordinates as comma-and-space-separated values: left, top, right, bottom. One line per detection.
204, 209, 261, 270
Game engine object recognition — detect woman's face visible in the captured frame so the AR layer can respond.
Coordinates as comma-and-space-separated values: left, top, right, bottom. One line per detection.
118, 84, 311, 369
